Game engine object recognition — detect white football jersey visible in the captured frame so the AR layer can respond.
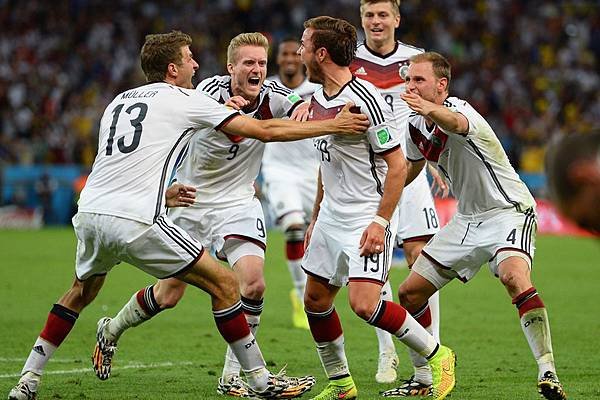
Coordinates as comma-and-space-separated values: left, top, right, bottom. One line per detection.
78, 82, 239, 224
174, 75, 304, 207
262, 75, 320, 181
350, 41, 423, 151
405, 97, 535, 215
309, 77, 402, 223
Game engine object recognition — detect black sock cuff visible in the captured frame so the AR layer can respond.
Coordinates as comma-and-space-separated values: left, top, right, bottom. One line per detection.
145, 285, 163, 315
51, 303, 79, 324
241, 296, 263, 316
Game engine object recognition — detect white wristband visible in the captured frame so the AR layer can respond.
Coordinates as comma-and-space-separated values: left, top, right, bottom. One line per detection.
373, 215, 389, 228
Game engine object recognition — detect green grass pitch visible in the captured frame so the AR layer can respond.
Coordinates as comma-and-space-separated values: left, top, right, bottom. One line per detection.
0, 228, 599, 399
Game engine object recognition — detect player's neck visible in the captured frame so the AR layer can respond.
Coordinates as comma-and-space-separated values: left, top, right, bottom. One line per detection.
279, 72, 305, 90
322, 67, 353, 98
365, 38, 396, 56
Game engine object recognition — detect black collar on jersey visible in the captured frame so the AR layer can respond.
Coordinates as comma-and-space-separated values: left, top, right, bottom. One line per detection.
322, 76, 356, 101
362, 40, 400, 59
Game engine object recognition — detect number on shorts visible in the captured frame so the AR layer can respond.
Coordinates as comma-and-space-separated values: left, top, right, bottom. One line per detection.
256, 218, 266, 238
422, 208, 439, 229
506, 228, 517, 245
106, 102, 148, 155
363, 253, 380, 273
227, 144, 240, 160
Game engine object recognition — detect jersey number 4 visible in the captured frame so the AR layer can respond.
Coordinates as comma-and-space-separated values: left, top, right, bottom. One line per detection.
106, 102, 148, 155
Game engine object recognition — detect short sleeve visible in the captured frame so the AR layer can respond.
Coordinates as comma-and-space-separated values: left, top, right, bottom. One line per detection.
367, 121, 401, 154
186, 91, 239, 130
196, 75, 224, 100
442, 97, 480, 137
267, 80, 305, 118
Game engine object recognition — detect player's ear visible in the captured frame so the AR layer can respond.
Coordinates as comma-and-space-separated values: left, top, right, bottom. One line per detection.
316, 48, 327, 62
394, 13, 400, 28
438, 77, 448, 94
166, 62, 178, 79
226, 63, 234, 75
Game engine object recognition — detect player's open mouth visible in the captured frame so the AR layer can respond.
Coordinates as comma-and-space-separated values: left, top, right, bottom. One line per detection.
371, 28, 383, 33
248, 77, 261, 86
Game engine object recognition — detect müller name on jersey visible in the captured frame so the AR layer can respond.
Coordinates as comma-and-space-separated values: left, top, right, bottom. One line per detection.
120, 89, 159, 99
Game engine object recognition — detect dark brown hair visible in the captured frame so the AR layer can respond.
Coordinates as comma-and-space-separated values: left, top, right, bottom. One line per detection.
304, 16, 357, 66
140, 30, 192, 82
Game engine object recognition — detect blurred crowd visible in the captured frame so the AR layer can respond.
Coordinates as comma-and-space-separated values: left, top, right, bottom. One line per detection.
1, 0, 598, 173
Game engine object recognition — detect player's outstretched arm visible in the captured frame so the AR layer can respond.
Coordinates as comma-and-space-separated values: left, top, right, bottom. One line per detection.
401, 92, 468, 134
221, 102, 369, 142
359, 148, 407, 256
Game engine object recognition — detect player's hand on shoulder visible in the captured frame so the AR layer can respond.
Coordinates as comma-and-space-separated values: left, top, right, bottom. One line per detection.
290, 102, 310, 122
334, 102, 370, 134
165, 183, 196, 208
359, 222, 385, 256
225, 96, 250, 110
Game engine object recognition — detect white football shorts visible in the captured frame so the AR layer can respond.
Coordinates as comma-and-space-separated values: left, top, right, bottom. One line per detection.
396, 171, 440, 244
73, 212, 204, 281
413, 207, 537, 288
302, 214, 399, 287
262, 175, 317, 227
168, 197, 267, 264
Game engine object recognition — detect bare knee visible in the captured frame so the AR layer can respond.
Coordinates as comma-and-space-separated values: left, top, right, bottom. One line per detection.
398, 283, 428, 312
349, 297, 378, 321
304, 289, 330, 313
499, 266, 531, 296
240, 277, 265, 300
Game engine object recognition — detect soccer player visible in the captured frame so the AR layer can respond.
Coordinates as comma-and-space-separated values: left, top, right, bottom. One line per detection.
298, 16, 456, 400
545, 132, 600, 234
262, 38, 320, 330
92, 32, 328, 398
7, 31, 370, 400
388, 51, 567, 400
350, 0, 445, 387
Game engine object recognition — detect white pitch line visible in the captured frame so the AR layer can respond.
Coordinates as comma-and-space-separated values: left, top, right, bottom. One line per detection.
0, 361, 195, 379
0, 358, 86, 364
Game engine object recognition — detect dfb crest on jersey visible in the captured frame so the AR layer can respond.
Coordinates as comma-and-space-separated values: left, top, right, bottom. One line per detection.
399, 61, 409, 80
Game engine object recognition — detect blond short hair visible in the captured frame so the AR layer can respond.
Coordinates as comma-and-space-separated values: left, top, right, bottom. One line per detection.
360, 0, 400, 16
410, 51, 452, 91
227, 32, 269, 64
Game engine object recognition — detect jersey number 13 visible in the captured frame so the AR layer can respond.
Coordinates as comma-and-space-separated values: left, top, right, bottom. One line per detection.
106, 102, 148, 155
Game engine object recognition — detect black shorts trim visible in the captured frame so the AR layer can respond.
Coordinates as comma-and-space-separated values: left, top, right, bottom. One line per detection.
162, 249, 205, 279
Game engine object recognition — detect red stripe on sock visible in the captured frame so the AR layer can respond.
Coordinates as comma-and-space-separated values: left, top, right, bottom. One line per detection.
375, 301, 408, 333
135, 288, 151, 315
308, 309, 343, 342
39, 312, 75, 346
215, 310, 251, 343
414, 306, 432, 328
513, 287, 545, 317
286, 241, 304, 260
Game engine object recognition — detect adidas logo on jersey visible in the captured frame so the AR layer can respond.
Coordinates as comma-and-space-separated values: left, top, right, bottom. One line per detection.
354, 66, 367, 76
33, 345, 46, 356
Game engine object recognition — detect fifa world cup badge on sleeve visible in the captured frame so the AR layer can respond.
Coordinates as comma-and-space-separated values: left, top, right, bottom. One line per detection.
377, 128, 391, 145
